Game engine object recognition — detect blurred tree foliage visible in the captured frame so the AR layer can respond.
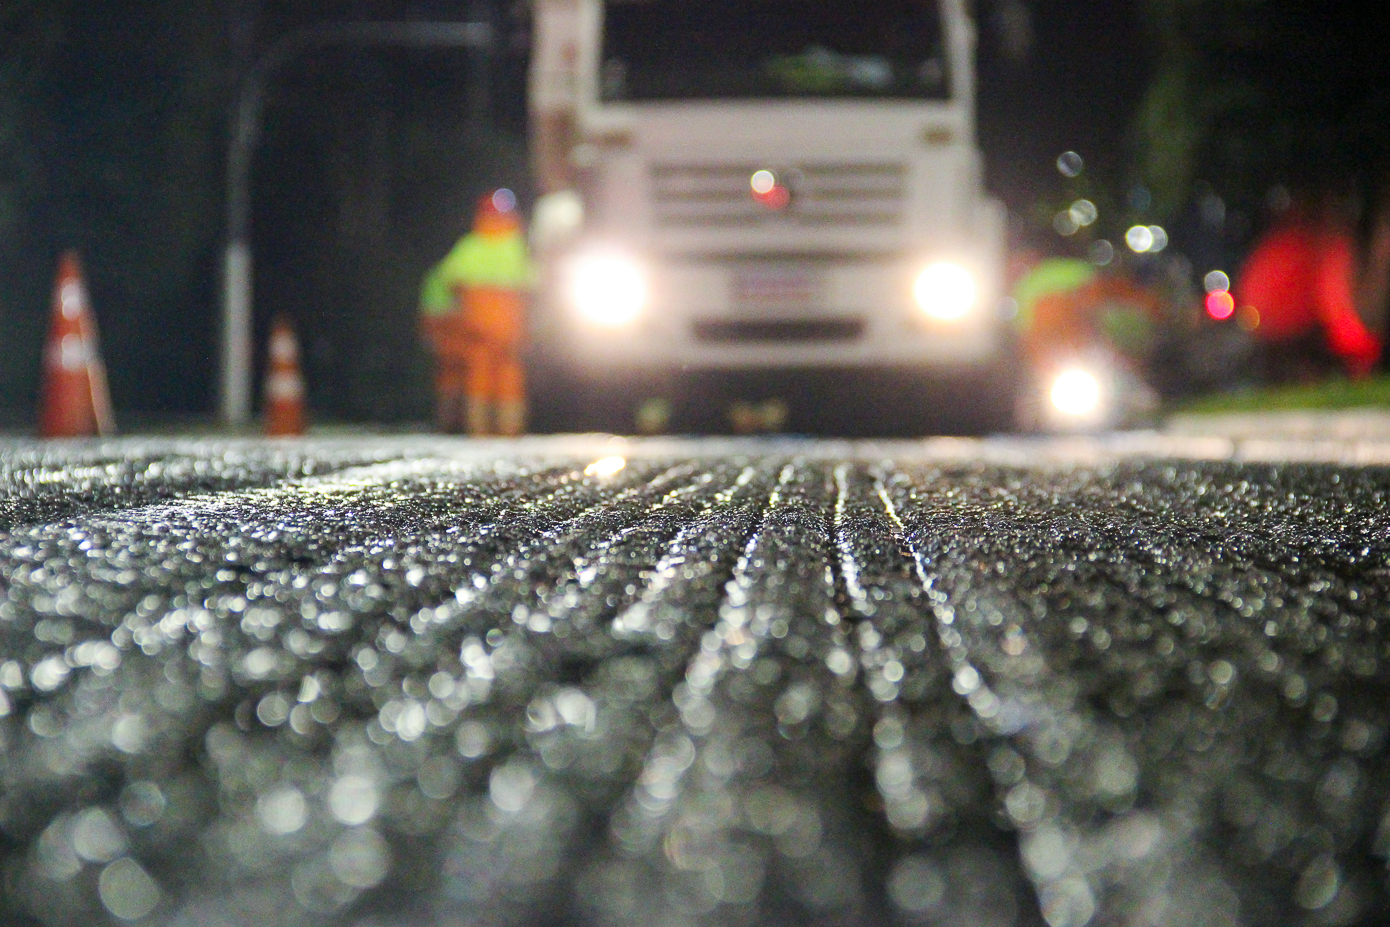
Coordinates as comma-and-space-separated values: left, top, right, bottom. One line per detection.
973, 0, 1150, 241
1135, 0, 1390, 221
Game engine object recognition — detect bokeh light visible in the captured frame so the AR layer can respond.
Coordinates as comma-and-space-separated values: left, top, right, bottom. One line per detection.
1203, 270, 1231, 293
1088, 240, 1115, 266
1125, 226, 1154, 253
1205, 291, 1236, 320
1069, 199, 1098, 227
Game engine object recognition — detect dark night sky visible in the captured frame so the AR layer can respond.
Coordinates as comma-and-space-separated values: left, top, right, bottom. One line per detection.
248, 0, 1154, 221
977, 0, 1150, 212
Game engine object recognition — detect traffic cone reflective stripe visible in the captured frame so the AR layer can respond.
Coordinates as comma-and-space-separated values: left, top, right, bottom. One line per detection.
264, 317, 307, 436
265, 371, 304, 402
39, 252, 114, 438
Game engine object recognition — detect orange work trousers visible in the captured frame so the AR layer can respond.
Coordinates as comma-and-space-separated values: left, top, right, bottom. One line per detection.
424, 287, 526, 432
432, 343, 524, 405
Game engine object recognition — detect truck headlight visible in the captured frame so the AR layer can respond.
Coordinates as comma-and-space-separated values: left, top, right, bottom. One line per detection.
913, 262, 978, 321
1049, 368, 1103, 419
566, 250, 647, 327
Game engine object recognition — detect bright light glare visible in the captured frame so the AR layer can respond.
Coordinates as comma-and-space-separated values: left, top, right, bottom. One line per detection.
567, 252, 646, 327
1125, 226, 1155, 253
584, 456, 627, 478
750, 170, 777, 195
1050, 369, 1102, 417
913, 262, 977, 321
1147, 225, 1169, 252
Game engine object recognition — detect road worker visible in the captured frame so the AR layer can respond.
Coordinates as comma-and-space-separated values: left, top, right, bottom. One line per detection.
1014, 256, 1163, 373
1013, 256, 1098, 368
1011, 253, 1168, 429
1235, 214, 1382, 383
420, 189, 535, 436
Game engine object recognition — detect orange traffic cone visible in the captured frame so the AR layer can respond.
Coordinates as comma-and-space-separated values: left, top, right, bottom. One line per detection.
38, 252, 114, 438
264, 316, 307, 436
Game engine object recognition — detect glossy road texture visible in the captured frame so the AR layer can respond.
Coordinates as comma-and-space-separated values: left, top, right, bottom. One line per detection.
2, 435, 1390, 927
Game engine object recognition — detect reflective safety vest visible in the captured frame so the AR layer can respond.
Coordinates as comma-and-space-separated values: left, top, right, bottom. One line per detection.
419, 263, 455, 318
1014, 258, 1162, 366
421, 229, 536, 318
1013, 258, 1097, 332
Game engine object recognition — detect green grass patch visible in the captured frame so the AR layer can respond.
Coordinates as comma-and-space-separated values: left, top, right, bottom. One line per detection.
1178, 376, 1390, 414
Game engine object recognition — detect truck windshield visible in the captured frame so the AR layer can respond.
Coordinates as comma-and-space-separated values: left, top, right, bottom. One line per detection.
600, 0, 950, 102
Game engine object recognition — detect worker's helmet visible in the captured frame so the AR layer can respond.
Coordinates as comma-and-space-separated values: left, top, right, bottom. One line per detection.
474, 188, 521, 235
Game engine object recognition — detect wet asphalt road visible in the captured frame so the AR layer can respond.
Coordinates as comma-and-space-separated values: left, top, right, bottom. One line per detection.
2, 435, 1390, 927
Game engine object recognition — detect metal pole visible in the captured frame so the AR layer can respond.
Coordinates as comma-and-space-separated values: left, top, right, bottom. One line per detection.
219, 21, 494, 426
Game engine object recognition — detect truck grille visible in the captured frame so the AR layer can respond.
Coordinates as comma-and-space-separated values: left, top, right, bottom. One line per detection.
692, 319, 865, 343
651, 162, 906, 229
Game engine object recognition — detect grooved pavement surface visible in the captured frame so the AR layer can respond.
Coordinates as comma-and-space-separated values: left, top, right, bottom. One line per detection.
2, 435, 1390, 927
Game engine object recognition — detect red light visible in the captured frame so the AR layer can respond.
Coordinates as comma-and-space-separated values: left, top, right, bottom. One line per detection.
753, 184, 791, 210
1206, 291, 1235, 320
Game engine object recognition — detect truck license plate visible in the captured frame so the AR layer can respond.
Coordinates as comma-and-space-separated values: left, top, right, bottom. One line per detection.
732, 265, 825, 314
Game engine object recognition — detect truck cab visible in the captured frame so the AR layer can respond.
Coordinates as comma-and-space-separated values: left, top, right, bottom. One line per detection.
529, 0, 1010, 434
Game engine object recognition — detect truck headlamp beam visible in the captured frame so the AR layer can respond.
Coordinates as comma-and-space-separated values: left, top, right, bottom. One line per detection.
566, 250, 647, 327
1049, 368, 1103, 419
913, 261, 978, 321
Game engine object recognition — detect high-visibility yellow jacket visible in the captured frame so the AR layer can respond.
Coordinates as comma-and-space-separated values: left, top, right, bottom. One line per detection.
419, 263, 455, 317
1014, 258, 1161, 365
1013, 258, 1096, 332
421, 229, 535, 319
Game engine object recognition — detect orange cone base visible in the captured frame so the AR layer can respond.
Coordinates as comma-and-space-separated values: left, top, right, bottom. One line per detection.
38, 252, 114, 438
264, 317, 308, 437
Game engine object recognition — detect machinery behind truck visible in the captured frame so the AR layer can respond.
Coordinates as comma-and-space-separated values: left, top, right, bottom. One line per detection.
527, 0, 1013, 434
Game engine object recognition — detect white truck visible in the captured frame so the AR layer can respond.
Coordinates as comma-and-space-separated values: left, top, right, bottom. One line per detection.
527, 0, 1012, 434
